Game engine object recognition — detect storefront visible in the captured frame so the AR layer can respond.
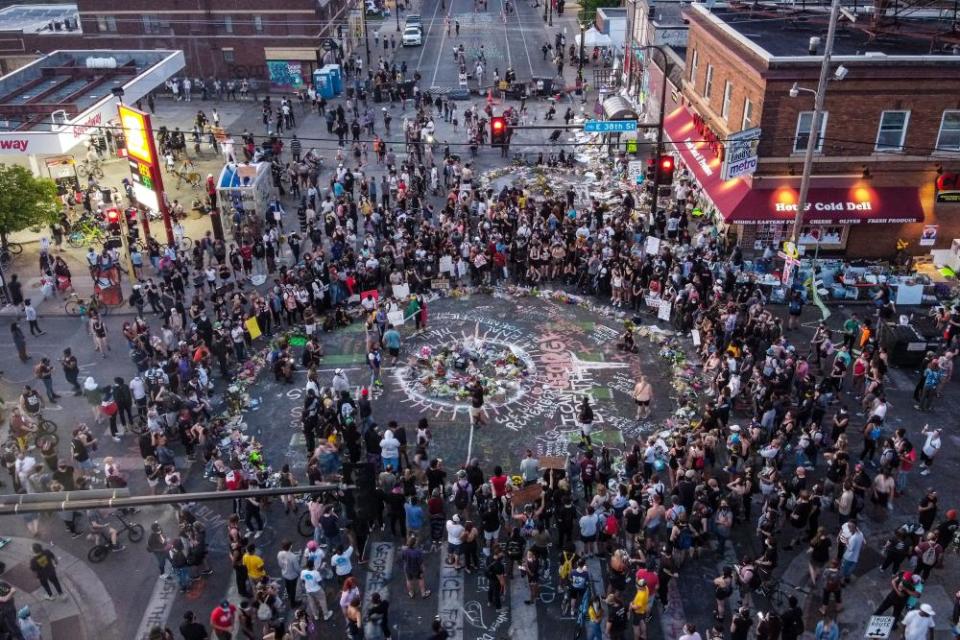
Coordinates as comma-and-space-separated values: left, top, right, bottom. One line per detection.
264, 48, 319, 91
663, 105, 927, 255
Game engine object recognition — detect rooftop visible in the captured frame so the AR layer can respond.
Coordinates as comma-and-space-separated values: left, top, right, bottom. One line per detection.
701, 4, 959, 58
0, 4, 80, 34
0, 50, 181, 132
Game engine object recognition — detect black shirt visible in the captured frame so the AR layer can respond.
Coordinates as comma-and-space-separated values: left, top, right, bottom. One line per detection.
179, 620, 209, 640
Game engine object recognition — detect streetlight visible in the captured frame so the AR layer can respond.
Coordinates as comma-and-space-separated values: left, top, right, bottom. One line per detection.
396, 0, 401, 32
578, 22, 586, 83
786, 0, 843, 245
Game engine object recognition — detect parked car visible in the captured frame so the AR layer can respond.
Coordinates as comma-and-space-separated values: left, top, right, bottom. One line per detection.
402, 25, 423, 46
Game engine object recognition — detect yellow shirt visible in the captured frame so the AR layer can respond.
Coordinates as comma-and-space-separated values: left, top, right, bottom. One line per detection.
631, 587, 650, 615
588, 604, 603, 623
243, 552, 265, 580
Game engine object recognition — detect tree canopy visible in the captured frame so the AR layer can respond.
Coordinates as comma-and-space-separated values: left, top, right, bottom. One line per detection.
0, 164, 59, 243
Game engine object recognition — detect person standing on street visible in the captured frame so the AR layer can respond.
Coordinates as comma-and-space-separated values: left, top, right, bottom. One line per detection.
209, 600, 236, 639
11, 322, 29, 362
28, 543, 64, 601
34, 357, 59, 402
60, 348, 81, 395
633, 375, 652, 420
179, 610, 209, 640
276, 540, 301, 610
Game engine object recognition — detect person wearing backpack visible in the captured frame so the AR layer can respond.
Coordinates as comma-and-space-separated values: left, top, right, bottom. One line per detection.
169, 538, 191, 593
485, 547, 506, 610
818, 559, 844, 614
781, 595, 805, 640
914, 532, 943, 580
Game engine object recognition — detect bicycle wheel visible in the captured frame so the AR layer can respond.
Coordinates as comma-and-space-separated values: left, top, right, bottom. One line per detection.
76, 165, 89, 179
127, 524, 145, 543
34, 432, 58, 450
93, 167, 104, 180
4, 242, 21, 255
179, 236, 194, 251
64, 300, 81, 316
66, 233, 85, 249
297, 511, 313, 537
88, 545, 109, 563
37, 419, 57, 435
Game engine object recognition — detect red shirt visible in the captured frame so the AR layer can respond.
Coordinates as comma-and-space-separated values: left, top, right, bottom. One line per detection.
635, 568, 659, 593
210, 604, 236, 630
490, 474, 509, 498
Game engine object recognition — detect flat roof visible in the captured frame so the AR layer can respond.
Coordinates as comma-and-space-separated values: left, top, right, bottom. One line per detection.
704, 5, 946, 58
0, 4, 80, 34
0, 50, 182, 133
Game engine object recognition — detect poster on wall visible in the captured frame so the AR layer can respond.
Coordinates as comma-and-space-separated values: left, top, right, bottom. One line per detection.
920, 224, 938, 247
267, 60, 305, 90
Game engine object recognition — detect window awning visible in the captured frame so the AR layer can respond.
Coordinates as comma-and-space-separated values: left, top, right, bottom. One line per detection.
662, 105, 751, 219
727, 184, 926, 225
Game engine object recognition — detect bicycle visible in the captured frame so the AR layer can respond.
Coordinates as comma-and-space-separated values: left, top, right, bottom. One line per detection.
176, 235, 194, 251
174, 168, 203, 190
64, 292, 112, 317
87, 512, 144, 563
76, 159, 104, 180
2, 416, 59, 453
755, 577, 808, 609
0, 242, 22, 268
67, 224, 107, 249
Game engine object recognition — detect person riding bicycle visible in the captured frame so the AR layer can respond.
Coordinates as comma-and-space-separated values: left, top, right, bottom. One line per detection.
18, 385, 43, 418
87, 509, 124, 551
9, 408, 38, 451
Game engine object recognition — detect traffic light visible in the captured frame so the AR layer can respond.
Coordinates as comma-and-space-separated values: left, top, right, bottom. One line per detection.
105, 207, 121, 234
656, 154, 676, 186
644, 158, 656, 183
490, 116, 507, 147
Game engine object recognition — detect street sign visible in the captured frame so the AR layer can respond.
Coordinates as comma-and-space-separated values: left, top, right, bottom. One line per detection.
864, 616, 895, 639
627, 160, 644, 184
584, 120, 638, 133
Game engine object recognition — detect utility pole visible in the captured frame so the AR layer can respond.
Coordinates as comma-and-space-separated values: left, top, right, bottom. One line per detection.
360, 4, 371, 65
791, 0, 842, 244
396, 0, 402, 31
646, 45, 669, 223
578, 22, 586, 84
548, 0, 553, 27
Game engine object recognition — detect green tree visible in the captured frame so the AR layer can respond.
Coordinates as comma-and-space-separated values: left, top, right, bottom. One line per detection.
0, 164, 59, 248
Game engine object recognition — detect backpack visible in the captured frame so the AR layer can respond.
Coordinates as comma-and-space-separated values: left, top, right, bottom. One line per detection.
558, 552, 574, 581
454, 484, 469, 510
921, 544, 938, 566
824, 569, 842, 591
677, 526, 694, 550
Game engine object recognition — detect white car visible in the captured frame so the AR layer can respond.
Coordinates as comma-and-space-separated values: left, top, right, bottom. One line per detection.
402, 26, 422, 46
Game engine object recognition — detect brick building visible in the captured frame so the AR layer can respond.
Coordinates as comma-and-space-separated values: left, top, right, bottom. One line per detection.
657, 3, 960, 257
0, 0, 350, 87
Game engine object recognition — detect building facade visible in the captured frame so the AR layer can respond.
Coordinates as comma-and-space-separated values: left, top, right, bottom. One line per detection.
0, 0, 350, 86
662, 3, 960, 257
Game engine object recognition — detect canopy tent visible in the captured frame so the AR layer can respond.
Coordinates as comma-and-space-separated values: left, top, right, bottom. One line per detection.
575, 27, 613, 48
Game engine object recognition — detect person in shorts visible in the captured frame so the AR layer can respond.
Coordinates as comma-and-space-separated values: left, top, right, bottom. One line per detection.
401, 536, 432, 599
446, 514, 465, 569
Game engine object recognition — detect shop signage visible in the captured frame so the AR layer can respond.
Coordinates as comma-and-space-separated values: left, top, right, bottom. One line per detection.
936, 172, 960, 203
721, 127, 761, 181
920, 224, 938, 246
683, 139, 713, 176
774, 200, 873, 213
0, 139, 28, 152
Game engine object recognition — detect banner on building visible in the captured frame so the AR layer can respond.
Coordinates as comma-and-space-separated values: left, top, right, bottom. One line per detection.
721, 127, 761, 181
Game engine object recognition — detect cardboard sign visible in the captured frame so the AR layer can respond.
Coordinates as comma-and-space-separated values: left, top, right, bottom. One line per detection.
431, 278, 450, 291
691, 329, 701, 347
387, 310, 405, 326
245, 317, 262, 340
473, 254, 488, 268
644, 295, 660, 309
392, 283, 410, 300
360, 289, 379, 302
510, 483, 543, 507
438, 255, 453, 274
540, 456, 567, 471
864, 616, 895, 639
645, 235, 660, 256
657, 301, 672, 322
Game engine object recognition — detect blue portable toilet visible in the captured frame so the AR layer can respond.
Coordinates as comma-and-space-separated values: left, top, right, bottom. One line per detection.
324, 64, 343, 95
314, 69, 334, 99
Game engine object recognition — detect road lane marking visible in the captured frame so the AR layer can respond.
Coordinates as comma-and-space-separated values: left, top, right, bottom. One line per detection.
417, 0, 448, 72
439, 561, 465, 640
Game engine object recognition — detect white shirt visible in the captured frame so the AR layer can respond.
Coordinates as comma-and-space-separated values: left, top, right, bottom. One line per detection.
842, 529, 864, 562
446, 521, 464, 545
129, 377, 146, 401
922, 432, 941, 458
301, 568, 323, 593
901, 610, 935, 640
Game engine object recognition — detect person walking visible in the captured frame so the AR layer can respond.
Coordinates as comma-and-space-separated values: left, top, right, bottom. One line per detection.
28, 543, 64, 601
23, 300, 43, 336
209, 600, 236, 639
633, 375, 652, 420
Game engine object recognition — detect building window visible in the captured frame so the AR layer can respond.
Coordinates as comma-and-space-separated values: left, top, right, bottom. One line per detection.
689, 49, 698, 88
794, 111, 828, 153
936, 111, 960, 152
875, 111, 909, 152
222, 15, 233, 33
703, 64, 713, 101
742, 98, 753, 130
254, 15, 264, 32
223, 49, 235, 63
96, 15, 117, 32
721, 81, 732, 121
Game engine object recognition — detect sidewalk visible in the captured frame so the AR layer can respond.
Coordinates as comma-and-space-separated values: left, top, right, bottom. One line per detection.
0, 536, 120, 640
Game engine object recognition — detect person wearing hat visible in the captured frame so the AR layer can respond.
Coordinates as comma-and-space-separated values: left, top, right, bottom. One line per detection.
445, 514, 465, 570
209, 599, 236, 639
901, 603, 935, 640
874, 570, 920, 620
179, 610, 208, 640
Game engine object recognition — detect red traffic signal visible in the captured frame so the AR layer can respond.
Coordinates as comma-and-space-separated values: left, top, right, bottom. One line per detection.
105, 208, 121, 224
490, 116, 508, 147
656, 154, 676, 186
